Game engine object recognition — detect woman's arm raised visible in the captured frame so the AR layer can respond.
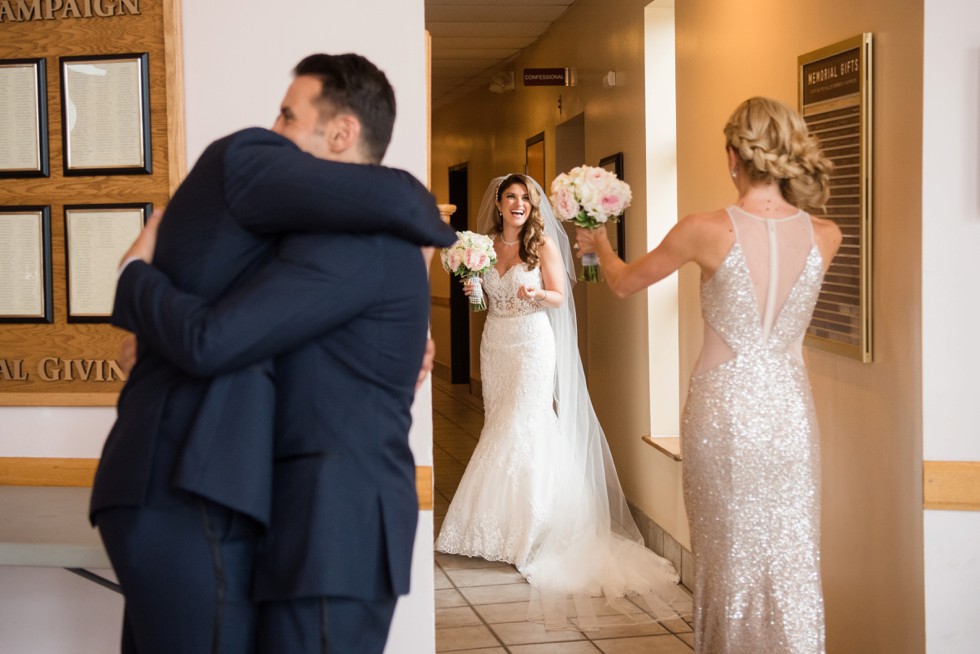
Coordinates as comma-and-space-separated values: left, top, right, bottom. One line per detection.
576, 212, 728, 298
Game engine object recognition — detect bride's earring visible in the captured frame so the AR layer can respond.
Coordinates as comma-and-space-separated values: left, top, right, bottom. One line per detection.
730, 169, 737, 178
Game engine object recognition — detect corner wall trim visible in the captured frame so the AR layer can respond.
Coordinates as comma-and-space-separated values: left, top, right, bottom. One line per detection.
923, 460, 980, 511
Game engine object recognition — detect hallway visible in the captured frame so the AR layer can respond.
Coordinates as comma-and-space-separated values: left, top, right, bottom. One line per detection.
430, 377, 695, 653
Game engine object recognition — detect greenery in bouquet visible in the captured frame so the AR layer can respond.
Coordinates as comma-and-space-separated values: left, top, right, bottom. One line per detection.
440, 230, 497, 311
550, 165, 632, 281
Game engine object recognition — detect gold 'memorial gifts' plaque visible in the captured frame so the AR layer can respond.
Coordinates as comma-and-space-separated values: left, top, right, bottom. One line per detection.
799, 33, 873, 363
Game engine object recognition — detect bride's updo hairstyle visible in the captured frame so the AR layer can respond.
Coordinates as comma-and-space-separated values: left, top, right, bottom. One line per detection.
491, 173, 546, 269
723, 97, 833, 213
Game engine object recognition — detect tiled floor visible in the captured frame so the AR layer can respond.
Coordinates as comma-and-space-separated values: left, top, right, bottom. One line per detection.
431, 377, 695, 653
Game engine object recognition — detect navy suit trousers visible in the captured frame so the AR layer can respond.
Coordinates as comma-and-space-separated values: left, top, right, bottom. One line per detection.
97, 498, 259, 654
258, 595, 398, 654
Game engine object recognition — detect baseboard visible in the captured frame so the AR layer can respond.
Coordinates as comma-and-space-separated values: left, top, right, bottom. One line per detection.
433, 361, 451, 383
628, 501, 694, 592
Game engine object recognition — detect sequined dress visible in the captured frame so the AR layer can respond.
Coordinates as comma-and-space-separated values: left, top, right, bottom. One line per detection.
435, 264, 560, 566
681, 206, 826, 653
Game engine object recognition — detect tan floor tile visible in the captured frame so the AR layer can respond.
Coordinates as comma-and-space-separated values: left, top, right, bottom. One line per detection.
473, 601, 532, 624
437, 483, 460, 498
445, 566, 525, 588
594, 634, 694, 653
436, 588, 469, 608
434, 464, 467, 478
677, 632, 695, 648
439, 445, 479, 460
510, 642, 602, 653
581, 613, 670, 640
441, 649, 506, 654
489, 619, 586, 645
436, 606, 483, 629
435, 568, 454, 590
436, 625, 499, 652
436, 552, 512, 571
460, 582, 532, 605
435, 496, 452, 516
659, 617, 693, 634
590, 596, 647, 617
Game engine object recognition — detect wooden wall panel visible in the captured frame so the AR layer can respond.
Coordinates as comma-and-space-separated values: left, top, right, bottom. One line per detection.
0, 0, 185, 405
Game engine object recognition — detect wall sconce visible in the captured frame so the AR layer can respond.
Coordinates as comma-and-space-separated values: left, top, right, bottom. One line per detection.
489, 71, 515, 93
603, 71, 618, 88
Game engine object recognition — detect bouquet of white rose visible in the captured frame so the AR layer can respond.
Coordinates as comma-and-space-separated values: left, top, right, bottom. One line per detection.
440, 230, 497, 311
550, 165, 632, 281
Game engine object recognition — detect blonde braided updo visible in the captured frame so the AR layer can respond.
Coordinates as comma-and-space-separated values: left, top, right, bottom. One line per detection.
723, 97, 833, 213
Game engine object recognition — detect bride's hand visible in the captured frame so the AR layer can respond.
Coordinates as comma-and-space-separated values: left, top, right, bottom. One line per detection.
517, 284, 543, 301
461, 279, 474, 297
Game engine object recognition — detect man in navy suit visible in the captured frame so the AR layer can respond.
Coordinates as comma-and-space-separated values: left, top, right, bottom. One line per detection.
93, 53, 456, 653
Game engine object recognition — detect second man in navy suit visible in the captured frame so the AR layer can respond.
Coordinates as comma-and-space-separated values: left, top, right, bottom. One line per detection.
94, 53, 456, 653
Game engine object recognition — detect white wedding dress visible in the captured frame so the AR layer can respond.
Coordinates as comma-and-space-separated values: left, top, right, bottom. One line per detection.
436, 261, 692, 629
436, 264, 561, 568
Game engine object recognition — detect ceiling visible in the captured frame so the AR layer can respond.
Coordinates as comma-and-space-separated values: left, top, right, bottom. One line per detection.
425, 0, 578, 109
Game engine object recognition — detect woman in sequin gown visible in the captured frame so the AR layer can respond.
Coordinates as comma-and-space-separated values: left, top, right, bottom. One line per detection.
576, 97, 842, 653
436, 174, 692, 630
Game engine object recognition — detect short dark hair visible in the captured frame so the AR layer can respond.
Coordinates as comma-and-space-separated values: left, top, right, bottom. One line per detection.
293, 53, 396, 163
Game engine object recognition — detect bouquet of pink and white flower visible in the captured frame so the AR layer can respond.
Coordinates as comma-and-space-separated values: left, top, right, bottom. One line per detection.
551, 165, 632, 281
440, 230, 497, 311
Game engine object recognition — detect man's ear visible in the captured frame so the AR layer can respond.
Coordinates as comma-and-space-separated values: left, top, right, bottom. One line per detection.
324, 114, 362, 158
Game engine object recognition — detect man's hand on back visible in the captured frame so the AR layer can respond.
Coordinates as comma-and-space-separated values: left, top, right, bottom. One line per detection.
120, 208, 165, 267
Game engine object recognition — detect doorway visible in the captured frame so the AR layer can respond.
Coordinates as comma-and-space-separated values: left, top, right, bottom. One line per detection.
555, 112, 589, 370
447, 163, 471, 385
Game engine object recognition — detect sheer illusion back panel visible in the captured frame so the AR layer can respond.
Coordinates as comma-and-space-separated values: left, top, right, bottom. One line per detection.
695, 207, 815, 375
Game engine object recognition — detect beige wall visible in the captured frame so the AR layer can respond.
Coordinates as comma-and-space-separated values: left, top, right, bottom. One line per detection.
431, 0, 925, 651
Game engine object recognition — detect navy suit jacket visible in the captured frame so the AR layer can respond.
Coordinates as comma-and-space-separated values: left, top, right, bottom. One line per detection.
91, 127, 455, 529
109, 230, 439, 600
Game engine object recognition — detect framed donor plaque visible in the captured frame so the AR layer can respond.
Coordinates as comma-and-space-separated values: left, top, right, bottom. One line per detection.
0, 207, 53, 323
60, 53, 151, 175
0, 58, 49, 178
799, 34, 873, 362
64, 203, 149, 322
599, 152, 626, 259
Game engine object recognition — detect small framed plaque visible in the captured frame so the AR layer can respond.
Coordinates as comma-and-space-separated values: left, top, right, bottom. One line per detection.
60, 53, 151, 176
64, 203, 149, 322
0, 58, 49, 178
599, 152, 626, 259
0, 207, 53, 323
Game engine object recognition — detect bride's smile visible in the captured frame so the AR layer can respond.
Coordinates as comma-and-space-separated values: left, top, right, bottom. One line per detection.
497, 185, 531, 231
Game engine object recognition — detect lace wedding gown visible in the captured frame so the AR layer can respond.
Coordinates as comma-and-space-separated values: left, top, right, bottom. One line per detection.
436, 264, 561, 567
436, 262, 690, 629
682, 206, 826, 653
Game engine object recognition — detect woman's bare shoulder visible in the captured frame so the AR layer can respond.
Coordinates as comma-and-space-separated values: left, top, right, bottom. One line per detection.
809, 214, 842, 237
674, 208, 732, 243
808, 214, 843, 265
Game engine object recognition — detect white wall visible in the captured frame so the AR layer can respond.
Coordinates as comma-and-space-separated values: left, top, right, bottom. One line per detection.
921, 0, 980, 651
0, 1, 436, 652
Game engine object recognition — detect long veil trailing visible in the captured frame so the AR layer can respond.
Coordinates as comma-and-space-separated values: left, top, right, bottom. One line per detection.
475, 175, 693, 630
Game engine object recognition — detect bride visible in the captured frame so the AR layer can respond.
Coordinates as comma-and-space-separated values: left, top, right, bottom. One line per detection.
435, 174, 692, 629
